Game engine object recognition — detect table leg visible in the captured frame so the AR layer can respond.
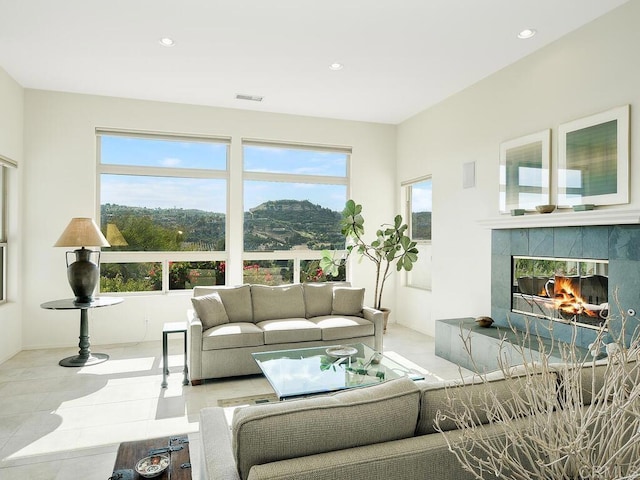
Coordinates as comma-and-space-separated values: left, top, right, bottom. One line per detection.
182, 331, 189, 386
59, 308, 109, 367
162, 331, 168, 388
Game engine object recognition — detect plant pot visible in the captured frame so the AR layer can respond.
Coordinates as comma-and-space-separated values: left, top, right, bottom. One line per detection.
380, 308, 391, 333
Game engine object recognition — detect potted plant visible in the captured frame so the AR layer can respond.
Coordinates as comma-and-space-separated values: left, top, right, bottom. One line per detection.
320, 199, 419, 330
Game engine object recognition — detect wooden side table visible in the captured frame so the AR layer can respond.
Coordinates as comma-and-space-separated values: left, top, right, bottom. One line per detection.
111, 435, 192, 480
41, 297, 123, 367
162, 321, 189, 388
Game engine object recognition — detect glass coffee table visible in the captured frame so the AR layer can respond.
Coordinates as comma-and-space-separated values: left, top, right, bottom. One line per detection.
252, 343, 424, 400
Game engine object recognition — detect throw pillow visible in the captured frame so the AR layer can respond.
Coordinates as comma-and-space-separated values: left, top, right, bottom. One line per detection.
191, 292, 230, 330
303, 282, 335, 318
331, 286, 365, 316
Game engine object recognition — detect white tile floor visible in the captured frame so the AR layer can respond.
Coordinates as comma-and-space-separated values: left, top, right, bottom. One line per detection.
0, 324, 469, 480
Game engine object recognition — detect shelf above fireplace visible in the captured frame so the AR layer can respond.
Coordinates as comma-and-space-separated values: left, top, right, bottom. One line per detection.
478, 209, 640, 230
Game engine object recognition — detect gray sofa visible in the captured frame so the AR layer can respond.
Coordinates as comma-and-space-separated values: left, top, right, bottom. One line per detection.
198, 362, 613, 480
187, 283, 384, 384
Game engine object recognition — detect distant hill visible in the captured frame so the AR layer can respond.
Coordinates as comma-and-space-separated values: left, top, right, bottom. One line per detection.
245, 200, 343, 251
101, 199, 344, 252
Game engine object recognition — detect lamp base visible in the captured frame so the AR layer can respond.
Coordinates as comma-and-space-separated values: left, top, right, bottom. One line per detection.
66, 247, 100, 303
59, 353, 109, 367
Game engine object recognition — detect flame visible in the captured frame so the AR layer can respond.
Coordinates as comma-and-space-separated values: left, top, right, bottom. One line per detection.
552, 277, 597, 317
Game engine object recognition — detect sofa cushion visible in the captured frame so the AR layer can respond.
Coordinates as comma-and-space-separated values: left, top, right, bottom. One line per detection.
332, 287, 365, 317
251, 284, 306, 322
194, 285, 253, 323
312, 315, 375, 341
201, 322, 265, 351
303, 282, 350, 318
256, 319, 322, 344
191, 292, 230, 330
232, 377, 420, 480
415, 370, 558, 435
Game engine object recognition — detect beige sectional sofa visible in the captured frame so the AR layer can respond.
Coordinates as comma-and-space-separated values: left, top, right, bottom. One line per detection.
198, 363, 612, 480
187, 283, 384, 384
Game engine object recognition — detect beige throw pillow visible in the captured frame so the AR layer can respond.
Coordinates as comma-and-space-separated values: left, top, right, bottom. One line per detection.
191, 292, 230, 330
331, 287, 365, 316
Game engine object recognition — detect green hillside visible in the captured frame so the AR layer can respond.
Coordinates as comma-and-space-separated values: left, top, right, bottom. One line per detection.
101, 199, 344, 252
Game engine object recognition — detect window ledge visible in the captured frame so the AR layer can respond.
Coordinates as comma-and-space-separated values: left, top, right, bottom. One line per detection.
478, 208, 640, 229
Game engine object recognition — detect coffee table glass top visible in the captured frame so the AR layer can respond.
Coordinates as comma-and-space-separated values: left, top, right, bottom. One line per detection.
252, 343, 424, 400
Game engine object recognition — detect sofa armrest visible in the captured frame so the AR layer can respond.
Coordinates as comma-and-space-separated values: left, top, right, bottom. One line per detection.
363, 306, 384, 352
200, 407, 241, 480
187, 308, 204, 384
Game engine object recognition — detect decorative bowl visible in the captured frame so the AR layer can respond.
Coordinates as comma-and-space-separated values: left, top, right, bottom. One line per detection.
535, 204, 556, 214
135, 454, 170, 478
326, 345, 358, 358
475, 316, 494, 328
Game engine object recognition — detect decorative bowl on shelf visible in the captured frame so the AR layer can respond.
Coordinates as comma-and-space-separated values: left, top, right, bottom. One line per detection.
475, 316, 494, 328
535, 204, 556, 214
135, 454, 170, 478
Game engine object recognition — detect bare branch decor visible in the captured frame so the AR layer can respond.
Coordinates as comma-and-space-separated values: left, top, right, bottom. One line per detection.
435, 302, 640, 480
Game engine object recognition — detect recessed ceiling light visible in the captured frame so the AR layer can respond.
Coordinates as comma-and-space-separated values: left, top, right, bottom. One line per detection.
159, 37, 176, 47
329, 62, 344, 71
517, 29, 537, 39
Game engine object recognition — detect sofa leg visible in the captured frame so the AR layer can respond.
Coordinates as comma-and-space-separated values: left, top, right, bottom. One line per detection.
191, 379, 203, 386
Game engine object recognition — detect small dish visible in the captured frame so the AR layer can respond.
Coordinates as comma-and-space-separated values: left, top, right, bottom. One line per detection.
326, 345, 358, 358
135, 454, 170, 478
535, 204, 556, 214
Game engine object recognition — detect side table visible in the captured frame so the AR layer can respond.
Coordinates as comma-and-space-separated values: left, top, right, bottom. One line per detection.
41, 297, 123, 367
162, 321, 189, 388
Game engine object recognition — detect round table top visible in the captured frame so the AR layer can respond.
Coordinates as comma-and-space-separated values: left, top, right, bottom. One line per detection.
40, 297, 124, 310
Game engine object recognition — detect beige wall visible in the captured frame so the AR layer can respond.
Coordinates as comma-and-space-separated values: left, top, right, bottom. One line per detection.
0, 67, 23, 363
396, 0, 640, 335
22, 90, 396, 349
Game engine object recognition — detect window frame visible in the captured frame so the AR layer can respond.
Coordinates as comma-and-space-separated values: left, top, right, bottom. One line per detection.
241, 139, 351, 285
403, 175, 432, 291
0, 154, 17, 304
96, 129, 231, 295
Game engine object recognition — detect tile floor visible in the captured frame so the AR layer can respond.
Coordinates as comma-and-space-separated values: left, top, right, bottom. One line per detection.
0, 324, 469, 480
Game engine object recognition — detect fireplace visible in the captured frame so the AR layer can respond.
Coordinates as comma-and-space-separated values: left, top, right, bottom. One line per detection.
512, 256, 608, 330
490, 224, 640, 350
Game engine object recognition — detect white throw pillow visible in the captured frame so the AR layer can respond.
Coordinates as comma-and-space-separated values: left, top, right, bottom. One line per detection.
191, 292, 230, 330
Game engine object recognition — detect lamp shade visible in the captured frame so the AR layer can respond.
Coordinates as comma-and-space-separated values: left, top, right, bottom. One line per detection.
54, 218, 110, 248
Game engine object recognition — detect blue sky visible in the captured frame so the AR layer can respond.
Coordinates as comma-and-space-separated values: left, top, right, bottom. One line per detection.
101, 136, 348, 213
412, 179, 432, 213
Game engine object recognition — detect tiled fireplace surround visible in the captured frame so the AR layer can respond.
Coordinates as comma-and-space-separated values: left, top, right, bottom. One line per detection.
436, 222, 640, 371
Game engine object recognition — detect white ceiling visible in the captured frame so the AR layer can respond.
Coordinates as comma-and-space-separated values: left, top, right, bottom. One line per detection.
0, 0, 629, 124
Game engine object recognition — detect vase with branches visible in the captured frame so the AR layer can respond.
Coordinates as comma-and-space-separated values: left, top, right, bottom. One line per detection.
320, 199, 418, 312
435, 295, 640, 480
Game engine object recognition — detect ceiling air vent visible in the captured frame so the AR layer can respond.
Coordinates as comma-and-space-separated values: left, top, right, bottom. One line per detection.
235, 94, 264, 102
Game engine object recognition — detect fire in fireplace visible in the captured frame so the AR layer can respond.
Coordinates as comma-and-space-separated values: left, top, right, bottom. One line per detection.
512, 256, 609, 330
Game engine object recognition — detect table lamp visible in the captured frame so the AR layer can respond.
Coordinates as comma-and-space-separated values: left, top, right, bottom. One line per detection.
54, 218, 110, 303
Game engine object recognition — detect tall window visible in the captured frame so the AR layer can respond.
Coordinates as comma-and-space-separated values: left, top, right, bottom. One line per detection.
97, 131, 229, 293
405, 177, 432, 290
0, 154, 17, 304
242, 140, 349, 285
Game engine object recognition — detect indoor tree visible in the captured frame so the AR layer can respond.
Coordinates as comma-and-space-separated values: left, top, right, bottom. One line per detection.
320, 199, 418, 311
